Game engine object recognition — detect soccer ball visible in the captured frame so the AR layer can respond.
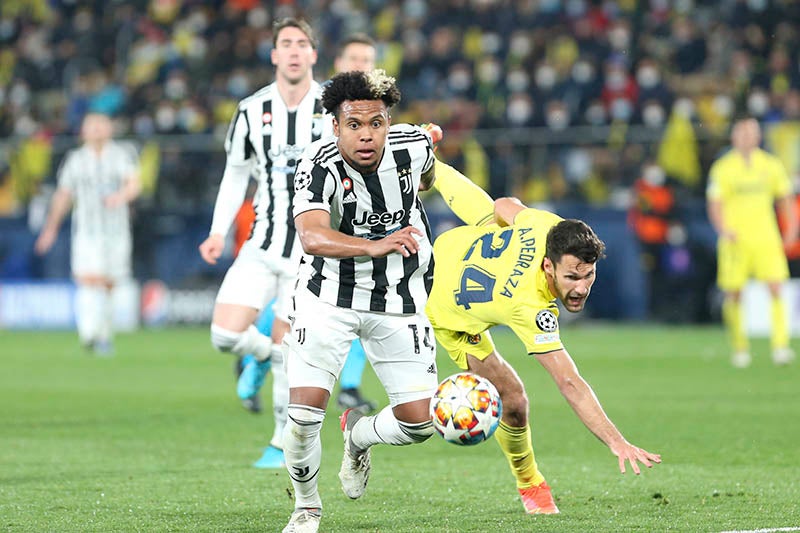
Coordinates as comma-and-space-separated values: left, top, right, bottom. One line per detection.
430, 372, 502, 446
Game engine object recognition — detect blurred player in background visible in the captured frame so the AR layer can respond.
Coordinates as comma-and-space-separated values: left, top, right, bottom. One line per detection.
34, 113, 140, 355
280, 70, 438, 533
426, 168, 661, 515
198, 18, 332, 469
236, 33, 380, 428
707, 117, 798, 368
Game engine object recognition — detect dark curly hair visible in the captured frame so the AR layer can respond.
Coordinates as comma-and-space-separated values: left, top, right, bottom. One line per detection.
322, 69, 402, 118
546, 219, 606, 265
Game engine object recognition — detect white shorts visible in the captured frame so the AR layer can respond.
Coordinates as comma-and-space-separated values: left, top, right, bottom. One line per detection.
215, 243, 297, 321
71, 236, 131, 281
284, 287, 439, 406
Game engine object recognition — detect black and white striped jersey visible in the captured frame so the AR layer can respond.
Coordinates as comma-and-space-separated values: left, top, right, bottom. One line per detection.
57, 141, 138, 243
292, 123, 436, 314
223, 81, 332, 259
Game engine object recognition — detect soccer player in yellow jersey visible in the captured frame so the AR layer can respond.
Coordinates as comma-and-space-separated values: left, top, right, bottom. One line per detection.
425, 167, 662, 515
707, 117, 798, 368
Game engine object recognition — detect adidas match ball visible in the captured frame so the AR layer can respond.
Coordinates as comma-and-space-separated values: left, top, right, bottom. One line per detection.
430, 372, 502, 446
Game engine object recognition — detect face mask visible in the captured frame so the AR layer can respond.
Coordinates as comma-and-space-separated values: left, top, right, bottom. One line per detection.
606, 71, 626, 90
643, 165, 666, 186
133, 114, 155, 136
506, 70, 530, 92
448, 70, 472, 92
507, 98, 533, 125
673, 97, 694, 119
565, 0, 587, 17
539, 0, 560, 13
609, 26, 630, 50
155, 105, 177, 131
747, 0, 767, 12
478, 59, 501, 84
545, 109, 569, 131
585, 104, 607, 126
636, 66, 660, 88
713, 95, 733, 118
565, 149, 591, 182
165, 76, 188, 100
535, 66, 557, 90
747, 92, 769, 117
642, 104, 665, 127
247, 6, 269, 28
509, 34, 532, 57
610, 98, 633, 121
9, 81, 30, 108
481, 32, 502, 55
572, 61, 594, 84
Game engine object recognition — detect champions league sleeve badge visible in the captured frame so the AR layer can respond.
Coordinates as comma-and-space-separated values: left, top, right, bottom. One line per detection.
535, 309, 558, 332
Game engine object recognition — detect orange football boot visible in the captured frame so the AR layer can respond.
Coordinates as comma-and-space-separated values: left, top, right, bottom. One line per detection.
518, 481, 560, 515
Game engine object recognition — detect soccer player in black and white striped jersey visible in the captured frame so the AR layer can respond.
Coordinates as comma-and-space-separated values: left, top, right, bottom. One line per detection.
281, 70, 438, 533
35, 113, 141, 355
198, 19, 332, 468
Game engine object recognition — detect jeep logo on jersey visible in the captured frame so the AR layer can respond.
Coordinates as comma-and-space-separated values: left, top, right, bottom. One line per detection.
352, 209, 406, 227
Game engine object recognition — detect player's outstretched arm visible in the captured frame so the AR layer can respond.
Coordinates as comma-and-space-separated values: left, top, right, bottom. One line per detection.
535, 348, 661, 474
431, 159, 495, 227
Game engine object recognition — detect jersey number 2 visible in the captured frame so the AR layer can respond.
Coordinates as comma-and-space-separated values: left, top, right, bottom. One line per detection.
455, 229, 513, 310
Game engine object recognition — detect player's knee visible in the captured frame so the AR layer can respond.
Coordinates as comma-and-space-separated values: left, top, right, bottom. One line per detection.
398, 419, 435, 444
210, 324, 241, 353
286, 404, 326, 441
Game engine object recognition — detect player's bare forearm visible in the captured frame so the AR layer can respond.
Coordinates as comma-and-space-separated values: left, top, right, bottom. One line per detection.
43, 188, 73, 234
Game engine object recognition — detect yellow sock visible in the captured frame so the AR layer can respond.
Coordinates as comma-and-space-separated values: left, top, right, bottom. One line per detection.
770, 296, 789, 350
722, 298, 748, 352
494, 421, 545, 489
432, 159, 495, 227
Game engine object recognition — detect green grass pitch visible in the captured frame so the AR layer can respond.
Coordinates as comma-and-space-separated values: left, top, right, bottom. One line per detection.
1, 325, 799, 532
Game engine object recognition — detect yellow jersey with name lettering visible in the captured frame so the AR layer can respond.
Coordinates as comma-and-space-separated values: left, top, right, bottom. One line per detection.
426, 208, 563, 355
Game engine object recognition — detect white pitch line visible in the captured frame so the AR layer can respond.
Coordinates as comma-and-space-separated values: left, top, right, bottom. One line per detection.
721, 526, 800, 533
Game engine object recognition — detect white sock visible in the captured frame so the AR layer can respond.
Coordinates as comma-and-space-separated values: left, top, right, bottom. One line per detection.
75, 285, 104, 345
210, 324, 273, 360
270, 345, 289, 449
97, 287, 113, 343
283, 404, 325, 510
350, 405, 434, 451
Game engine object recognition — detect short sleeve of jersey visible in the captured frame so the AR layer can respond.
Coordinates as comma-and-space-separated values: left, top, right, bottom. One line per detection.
770, 155, 791, 198
706, 158, 724, 200
116, 142, 139, 177
509, 304, 563, 354
418, 126, 435, 175
293, 156, 335, 217
56, 151, 77, 193
224, 104, 254, 166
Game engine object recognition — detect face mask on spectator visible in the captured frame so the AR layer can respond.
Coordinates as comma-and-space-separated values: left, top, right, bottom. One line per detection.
478, 59, 501, 84
636, 66, 660, 89
545, 108, 569, 131
507, 97, 533, 125
9, 81, 30, 110
747, 91, 770, 117
228, 73, 250, 98
713, 94, 734, 118
165, 76, 188, 100
247, 5, 269, 28
506, 70, 530, 92
509, 33, 532, 58
565, 148, 591, 182
747, 0, 767, 12
133, 114, 155, 136
155, 105, 177, 131
643, 165, 666, 186
642, 104, 665, 127
535, 66, 557, 90
481, 32, 502, 55
609, 26, 630, 51
572, 61, 595, 84
448, 69, 473, 92
606, 70, 627, 90
539, 0, 560, 13
585, 103, 607, 125
610, 98, 633, 122
673, 97, 695, 119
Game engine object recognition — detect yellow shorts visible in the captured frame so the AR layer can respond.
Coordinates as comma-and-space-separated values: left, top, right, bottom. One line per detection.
717, 238, 789, 291
432, 326, 495, 370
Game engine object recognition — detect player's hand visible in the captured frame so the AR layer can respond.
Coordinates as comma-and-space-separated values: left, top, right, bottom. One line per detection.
368, 226, 423, 258
199, 234, 225, 265
421, 123, 443, 152
34, 227, 57, 255
610, 440, 661, 475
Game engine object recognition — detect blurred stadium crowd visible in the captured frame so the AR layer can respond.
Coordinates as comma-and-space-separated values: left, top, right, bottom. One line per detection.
1, 0, 800, 321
